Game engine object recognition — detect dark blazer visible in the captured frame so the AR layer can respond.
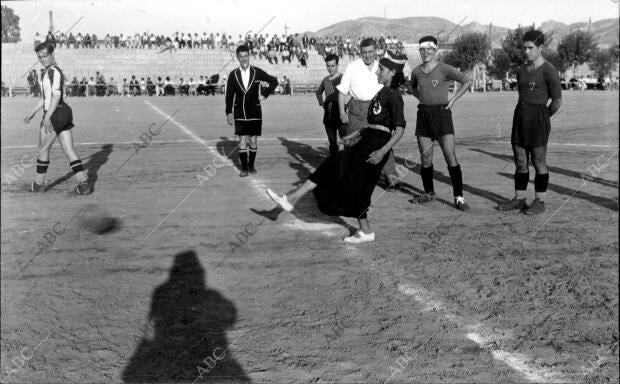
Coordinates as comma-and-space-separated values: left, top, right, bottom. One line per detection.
225, 66, 278, 121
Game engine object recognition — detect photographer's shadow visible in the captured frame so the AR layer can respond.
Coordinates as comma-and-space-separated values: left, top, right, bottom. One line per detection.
122, 250, 249, 383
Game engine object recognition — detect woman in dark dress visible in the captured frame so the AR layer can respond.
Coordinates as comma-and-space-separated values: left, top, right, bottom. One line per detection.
267, 50, 407, 243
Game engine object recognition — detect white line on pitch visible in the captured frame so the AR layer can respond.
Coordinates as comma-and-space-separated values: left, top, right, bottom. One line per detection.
398, 283, 570, 383
143, 101, 340, 234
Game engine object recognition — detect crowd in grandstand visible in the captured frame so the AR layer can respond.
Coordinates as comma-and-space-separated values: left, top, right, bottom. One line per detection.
34, 30, 405, 61
26, 71, 294, 98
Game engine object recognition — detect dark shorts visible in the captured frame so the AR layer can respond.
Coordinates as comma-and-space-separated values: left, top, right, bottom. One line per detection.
415, 104, 454, 141
511, 103, 551, 147
234, 120, 262, 136
43, 103, 74, 135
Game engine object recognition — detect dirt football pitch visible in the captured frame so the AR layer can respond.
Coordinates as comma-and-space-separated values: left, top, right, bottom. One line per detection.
1, 91, 618, 383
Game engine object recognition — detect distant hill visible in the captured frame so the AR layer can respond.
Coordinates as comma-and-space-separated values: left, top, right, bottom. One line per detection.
315, 16, 619, 49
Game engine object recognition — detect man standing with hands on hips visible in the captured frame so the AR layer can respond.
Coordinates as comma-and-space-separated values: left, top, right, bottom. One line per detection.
337, 38, 400, 188
409, 35, 472, 211
226, 45, 278, 177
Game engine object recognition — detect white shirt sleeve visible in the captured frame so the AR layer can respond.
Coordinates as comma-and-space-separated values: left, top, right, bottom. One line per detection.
336, 63, 352, 95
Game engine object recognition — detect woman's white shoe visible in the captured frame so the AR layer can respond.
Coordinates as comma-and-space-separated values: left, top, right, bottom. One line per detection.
266, 188, 294, 212
344, 230, 375, 243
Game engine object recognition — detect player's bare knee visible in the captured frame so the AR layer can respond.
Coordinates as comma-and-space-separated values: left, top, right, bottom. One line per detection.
533, 163, 547, 174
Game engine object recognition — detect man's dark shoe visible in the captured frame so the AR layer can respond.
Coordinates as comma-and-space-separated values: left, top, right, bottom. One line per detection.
454, 196, 471, 212
497, 198, 526, 211
239, 169, 249, 177
524, 198, 545, 215
248, 166, 257, 174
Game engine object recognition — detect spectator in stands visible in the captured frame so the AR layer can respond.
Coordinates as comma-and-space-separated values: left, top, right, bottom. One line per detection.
76, 33, 83, 48
188, 77, 197, 95
146, 77, 155, 96
92, 34, 99, 48
66, 32, 75, 48
85, 77, 93, 96
104, 34, 112, 48
149, 33, 156, 49
179, 77, 189, 95
208, 33, 215, 49
45, 30, 56, 47
281, 47, 291, 64
113, 34, 119, 48
267, 44, 278, 64
121, 79, 129, 95
56, 33, 66, 48
196, 76, 206, 95
129, 75, 140, 96
155, 77, 164, 96
215, 32, 222, 48
140, 77, 147, 95
84, 33, 92, 48
259, 41, 268, 60
200, 33, 207, 49
114, 78, 123, 95
164, 76, 175, 95
108, 77, 119, 96
187, 33, 193, 49
96, 74, 106, 96
78, 77, 88, 96
27, 69, 41, 97
282, 76, 291, 95
69, 77, 79, 97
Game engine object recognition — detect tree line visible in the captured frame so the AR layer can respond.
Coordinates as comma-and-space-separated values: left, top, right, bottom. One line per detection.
443, 26, 619, 80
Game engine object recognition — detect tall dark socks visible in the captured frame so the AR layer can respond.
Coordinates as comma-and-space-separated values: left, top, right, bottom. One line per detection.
239, 150, 248, 171
447, 164, 463, 197
248, 146, 257, 168
421, 165, 434, 194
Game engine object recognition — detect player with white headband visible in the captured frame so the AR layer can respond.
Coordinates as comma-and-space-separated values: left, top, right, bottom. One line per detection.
409, 35, 472, 211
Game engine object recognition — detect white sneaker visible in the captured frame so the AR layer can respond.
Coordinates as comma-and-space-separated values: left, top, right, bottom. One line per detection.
266, 188, 293, 212
344, 230, 375, 243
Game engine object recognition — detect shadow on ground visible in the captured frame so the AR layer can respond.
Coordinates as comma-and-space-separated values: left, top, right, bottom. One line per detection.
46, 143, 113, 193
122, 250, 250, 383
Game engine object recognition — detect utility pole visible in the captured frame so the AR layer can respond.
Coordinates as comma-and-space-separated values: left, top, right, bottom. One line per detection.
284, 23, 290, 37
49, 11, 54, 32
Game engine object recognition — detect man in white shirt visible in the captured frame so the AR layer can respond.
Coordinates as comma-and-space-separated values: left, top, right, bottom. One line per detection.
188, 77, 197, 95
337, 38, 382, 134
337, 38, 399, 188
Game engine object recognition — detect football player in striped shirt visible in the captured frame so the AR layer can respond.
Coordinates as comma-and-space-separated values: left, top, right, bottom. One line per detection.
24, 41, 91, 195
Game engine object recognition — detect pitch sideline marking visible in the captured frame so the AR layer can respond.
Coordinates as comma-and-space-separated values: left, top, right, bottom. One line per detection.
398, 283, 570, 383
143, 101, 342, 234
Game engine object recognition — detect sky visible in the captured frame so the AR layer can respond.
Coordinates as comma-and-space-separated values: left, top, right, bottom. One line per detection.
5, 0, 619, 41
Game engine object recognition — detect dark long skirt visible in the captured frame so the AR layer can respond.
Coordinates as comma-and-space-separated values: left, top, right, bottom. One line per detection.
309, 128, 391, 219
